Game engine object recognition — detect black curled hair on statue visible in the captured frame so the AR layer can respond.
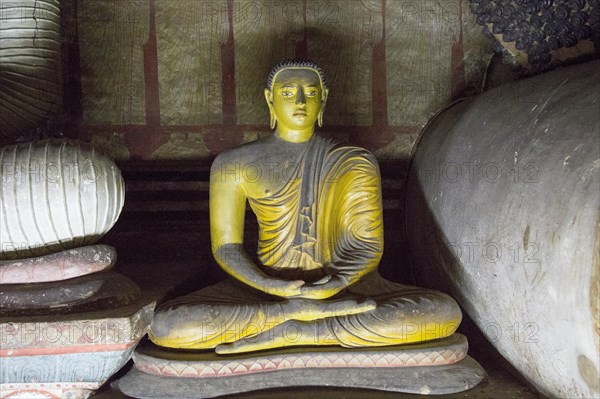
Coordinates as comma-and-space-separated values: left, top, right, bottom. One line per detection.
266, 59, 327, 91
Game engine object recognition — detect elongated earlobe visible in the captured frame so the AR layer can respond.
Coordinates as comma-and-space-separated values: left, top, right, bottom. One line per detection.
264, 88, 276, 130
318, 88, 328, 127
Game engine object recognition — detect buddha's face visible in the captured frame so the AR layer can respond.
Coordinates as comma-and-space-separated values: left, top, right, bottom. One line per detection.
266, 68, 327, 133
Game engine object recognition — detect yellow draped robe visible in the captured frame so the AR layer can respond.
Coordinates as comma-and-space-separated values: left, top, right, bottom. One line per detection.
149, 137, 461, 349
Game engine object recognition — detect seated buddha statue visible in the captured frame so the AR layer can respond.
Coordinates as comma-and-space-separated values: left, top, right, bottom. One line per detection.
149, 59, 462, 354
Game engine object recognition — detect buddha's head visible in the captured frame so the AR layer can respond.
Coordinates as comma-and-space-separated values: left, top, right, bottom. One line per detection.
264, 59, 329, 137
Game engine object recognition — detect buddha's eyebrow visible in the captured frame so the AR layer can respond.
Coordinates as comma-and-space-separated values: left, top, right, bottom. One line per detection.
278, 82, 319, 89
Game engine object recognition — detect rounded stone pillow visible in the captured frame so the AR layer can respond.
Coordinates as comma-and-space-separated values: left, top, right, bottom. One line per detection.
0, 0, 62, 145
0, 139, 125, 260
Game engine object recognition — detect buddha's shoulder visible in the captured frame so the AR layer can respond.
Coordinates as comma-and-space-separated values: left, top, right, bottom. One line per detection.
211, 138, 272, 167
330, 142, 378, 164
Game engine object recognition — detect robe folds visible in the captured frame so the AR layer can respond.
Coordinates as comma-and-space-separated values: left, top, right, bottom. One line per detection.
250, 136, 383, 283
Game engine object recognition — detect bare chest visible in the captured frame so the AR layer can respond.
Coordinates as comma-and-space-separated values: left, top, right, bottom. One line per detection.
242, 155, 303, 198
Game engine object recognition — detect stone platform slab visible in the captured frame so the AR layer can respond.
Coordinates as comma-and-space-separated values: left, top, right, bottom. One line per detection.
135, 333, 469, 378
0, 245, 115, 284
0, 299, 156, 399
115, 334, 486, 397
0, 271, 141, 317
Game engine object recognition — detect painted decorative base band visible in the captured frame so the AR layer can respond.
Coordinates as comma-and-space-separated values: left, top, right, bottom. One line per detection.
0, 300, 155, 355
115, 356, 486, 398
134, 333, 468, 379
0, 349, 136, 385
0, 382, 99, 399
0, 299, 155, 399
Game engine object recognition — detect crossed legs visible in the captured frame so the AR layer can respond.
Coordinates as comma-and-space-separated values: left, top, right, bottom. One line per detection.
149, 274, 461, 353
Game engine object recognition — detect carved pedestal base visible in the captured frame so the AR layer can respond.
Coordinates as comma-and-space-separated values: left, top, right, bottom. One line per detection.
0, 299, 155, 399
115, 334, 485, 398
0, 382, 100, 399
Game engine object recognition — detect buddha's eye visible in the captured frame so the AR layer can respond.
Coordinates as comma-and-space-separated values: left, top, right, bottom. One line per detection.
306, 91, 317, 97
281, 91, 294, 98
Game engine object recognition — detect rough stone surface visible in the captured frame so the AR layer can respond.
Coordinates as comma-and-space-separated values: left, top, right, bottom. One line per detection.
0, 272, 141, 317
0, 245, 116, 284
405, 60, 600, 399
115, 355, 485, 398
0, 299, 155, 399
134, 334, 468, 378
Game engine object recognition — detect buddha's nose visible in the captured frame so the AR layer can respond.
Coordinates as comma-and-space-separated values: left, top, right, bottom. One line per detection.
296, 88, 305, 105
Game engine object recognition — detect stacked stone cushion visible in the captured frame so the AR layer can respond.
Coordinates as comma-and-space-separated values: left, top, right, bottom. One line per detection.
0, 139, 125, 260
0, 0, 62, 144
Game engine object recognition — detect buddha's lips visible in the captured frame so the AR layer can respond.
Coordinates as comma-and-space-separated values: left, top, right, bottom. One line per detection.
293, 112, 307, 116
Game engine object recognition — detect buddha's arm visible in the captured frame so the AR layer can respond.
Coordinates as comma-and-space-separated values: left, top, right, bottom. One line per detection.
210, 157, 304, 297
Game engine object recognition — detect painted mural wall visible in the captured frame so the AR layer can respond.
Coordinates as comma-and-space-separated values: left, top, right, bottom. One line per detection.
62, 0, 494, 160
